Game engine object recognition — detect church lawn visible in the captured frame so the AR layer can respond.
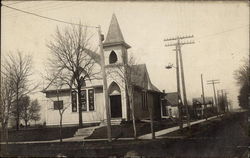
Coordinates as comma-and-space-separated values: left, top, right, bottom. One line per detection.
0, 126, 79, 142
86, 120, 178, 139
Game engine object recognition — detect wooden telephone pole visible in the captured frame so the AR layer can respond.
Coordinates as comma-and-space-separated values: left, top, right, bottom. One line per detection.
207, 79, 220, 116
164, 35, 194, 128
201, 74, 207, 120
98, 26, 112, 142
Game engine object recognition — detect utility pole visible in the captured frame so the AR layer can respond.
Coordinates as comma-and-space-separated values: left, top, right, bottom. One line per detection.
164, 46, 183, 129
174, 45, 183, 130
224, 92, 229, 112
217, 90, 222, 113
218, 89, 228, 113
98, 26, 112, 142
207, 79, 220, 116
164, 35, 194, 128
201, 74, 207, 120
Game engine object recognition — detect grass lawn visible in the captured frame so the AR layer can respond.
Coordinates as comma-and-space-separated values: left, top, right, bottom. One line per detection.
0, 126, 79, 142
86, 119, 178, 139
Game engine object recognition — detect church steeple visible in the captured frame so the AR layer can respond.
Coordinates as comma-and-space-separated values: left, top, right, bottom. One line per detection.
103, 14, 131, 49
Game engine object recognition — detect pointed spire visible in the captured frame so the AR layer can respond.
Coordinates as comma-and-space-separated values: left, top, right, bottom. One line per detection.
103, 14, 130, 49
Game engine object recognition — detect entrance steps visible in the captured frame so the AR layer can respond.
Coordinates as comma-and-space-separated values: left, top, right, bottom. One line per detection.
74, 126, 99, 138
74, 119, 122, 138
100, 118, 122, 126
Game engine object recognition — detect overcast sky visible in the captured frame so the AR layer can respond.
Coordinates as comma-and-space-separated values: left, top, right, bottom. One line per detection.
2, 1, 249, 110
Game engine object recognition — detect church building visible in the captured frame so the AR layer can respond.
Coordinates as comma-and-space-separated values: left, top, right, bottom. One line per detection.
43, 14, 162, 126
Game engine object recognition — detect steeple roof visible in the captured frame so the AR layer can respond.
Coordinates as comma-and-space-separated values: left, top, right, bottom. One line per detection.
103, 14, 130, 49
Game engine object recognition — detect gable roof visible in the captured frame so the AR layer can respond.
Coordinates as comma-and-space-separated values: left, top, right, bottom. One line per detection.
103, 14, 131, 49
85, 49, 101, 65
192, 97, 214, 104
131, 64, 160, 92
164, 92, 179, 106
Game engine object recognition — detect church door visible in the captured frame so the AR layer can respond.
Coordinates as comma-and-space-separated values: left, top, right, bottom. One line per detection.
110, 95, 122, 118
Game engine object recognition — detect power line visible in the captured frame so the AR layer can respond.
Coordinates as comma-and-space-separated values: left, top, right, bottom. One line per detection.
2, 4, 98, 28
164, 35, 194, 128
4, 1, 60, 16
6, 2, 78, 18
197, 25, 249, 40
3, 1, 27, 6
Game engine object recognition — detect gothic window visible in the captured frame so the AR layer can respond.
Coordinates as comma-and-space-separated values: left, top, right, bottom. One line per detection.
109, 51, 118, 64
80, 90, 87, 111
88, 89, 95, 111
71, 91, 77, 112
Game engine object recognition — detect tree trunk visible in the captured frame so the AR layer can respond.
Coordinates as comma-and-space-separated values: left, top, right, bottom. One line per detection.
129, 86, 137, 139
25, 120, 28, 128
59, 113, 63, 143
77, 87, 83, 127
1, 122, 9, 154
149, 93, 155, 139
16, 90, 19, 131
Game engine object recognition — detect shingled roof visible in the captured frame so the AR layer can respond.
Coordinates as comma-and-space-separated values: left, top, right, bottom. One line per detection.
131, 64, 160, 92
164, 92, 179, 106
103, 14, 131, 49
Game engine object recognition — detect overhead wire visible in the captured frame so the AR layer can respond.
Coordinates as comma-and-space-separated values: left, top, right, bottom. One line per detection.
8, 2, 80, 18
3, 1, 26, 6
4, 1, 63, 16
2, 4, 98, 28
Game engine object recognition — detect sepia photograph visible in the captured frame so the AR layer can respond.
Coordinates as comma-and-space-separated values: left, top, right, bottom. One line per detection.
1, 0, 249, 157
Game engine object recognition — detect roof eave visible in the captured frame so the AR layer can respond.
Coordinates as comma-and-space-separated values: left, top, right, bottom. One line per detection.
103, 41, 131, 49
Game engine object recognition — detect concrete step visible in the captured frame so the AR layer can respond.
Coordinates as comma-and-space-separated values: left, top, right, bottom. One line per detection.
74, 126, 98, 137
100, 119, 122, 126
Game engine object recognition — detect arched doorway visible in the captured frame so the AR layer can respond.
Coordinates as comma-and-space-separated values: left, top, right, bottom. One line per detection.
108, 82, 122, 118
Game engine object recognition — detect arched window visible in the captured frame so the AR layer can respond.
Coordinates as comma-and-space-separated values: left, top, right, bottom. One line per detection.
108, 82, 121, 96
109, 51, 118, 64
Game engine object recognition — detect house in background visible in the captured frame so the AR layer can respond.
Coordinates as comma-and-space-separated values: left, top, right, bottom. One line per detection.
161, 92, 180, 118
42, 14, 162, 126
192, 97, 214, 118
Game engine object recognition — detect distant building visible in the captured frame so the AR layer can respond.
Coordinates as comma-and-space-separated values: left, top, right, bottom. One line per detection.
42, 14, 162, 126
192, 97, 214, 117
161, 92, 180, 118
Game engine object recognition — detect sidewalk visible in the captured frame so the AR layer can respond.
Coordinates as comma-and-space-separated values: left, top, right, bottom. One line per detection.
138, 115, 219, 139
0, 115, 221, 144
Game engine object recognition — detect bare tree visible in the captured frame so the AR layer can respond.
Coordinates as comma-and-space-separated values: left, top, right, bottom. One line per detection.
29, 99, 41, 125
20, 96, 41, 127
0, 75, 15, 147
109, 55, 144, 139
46, 24, 99, 127
234, 59, 250, 109
2, 51, 36, 130
234, 59, 249, 86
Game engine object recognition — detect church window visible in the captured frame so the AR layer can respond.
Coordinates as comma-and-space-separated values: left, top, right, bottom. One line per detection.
54, 100, 63, 110
109, 51, 118, 64
71, 91, 77, 112
80, 90, 87, 111
142, 91, 147, 110
88, 89, 95, 111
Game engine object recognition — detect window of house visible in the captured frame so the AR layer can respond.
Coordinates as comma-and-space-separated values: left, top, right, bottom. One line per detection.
72, 89, 95, 112
71, 91, 77, 112
80, 90, 87, 111
88, 89, 95, 111
109, 51, 118, 64
142, 92, 147, 110
54, 100, 63, 110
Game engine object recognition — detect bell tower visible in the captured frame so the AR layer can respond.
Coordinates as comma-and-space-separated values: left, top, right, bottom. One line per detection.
103, 14, 131, 66
103, 14, 131, 120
